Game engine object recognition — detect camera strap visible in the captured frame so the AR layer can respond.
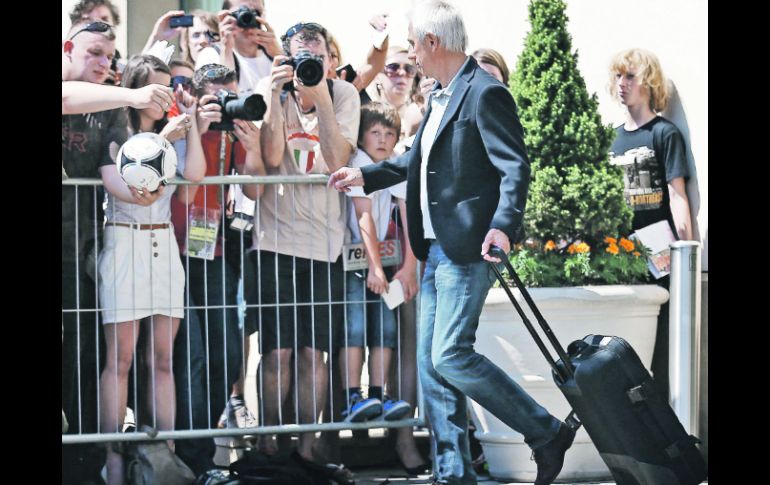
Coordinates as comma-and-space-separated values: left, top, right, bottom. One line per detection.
217, 131, 227, 202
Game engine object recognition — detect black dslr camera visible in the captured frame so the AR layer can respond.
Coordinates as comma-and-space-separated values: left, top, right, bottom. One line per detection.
230, 6, 260, 29
208, 89, 267, 131
280, 50, 325, 92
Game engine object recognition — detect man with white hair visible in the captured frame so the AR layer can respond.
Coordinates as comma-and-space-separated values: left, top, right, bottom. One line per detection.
328, 2, 574, 484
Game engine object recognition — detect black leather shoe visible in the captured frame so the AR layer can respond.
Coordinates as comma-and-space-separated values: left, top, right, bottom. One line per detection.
533, 423, 576, 485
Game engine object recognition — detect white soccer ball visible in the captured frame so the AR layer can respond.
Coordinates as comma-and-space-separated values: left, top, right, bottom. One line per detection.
116, 132, 177, 192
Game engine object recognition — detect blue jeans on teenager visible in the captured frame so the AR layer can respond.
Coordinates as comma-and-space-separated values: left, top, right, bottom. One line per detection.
418, 242, 560, 484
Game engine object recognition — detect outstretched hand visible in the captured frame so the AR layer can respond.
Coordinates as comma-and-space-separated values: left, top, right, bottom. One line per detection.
327, 167, 364, 193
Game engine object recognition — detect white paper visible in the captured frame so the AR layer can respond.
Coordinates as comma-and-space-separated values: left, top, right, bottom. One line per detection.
347, 185, 366, 197
381, 279, 404, 310
634, 220, 675, 253
371, 28, 389, 50
632, 220, 676, 279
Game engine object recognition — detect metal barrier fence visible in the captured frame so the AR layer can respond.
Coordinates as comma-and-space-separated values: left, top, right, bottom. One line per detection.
62, 174, 425, 445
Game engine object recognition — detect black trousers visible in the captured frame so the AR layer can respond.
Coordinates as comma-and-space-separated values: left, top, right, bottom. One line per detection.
62, 260, 106, 483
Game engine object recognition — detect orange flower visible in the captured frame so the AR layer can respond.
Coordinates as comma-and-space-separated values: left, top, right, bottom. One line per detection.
544, 240, 556, 252
576, 242, 590, 253
619, 238, 634, 252
604, 236, 617, 245
567, 243, 576, 254
633, 251, 641, 257
606, 243, 619, 255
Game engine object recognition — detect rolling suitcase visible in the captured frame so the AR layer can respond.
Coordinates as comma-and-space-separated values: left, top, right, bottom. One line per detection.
487, 247, 708, 485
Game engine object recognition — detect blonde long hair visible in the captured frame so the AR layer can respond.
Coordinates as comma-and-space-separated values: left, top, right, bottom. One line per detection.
608, 48, 670, 113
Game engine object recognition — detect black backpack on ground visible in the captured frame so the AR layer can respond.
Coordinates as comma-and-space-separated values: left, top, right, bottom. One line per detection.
207, 450, 354, 485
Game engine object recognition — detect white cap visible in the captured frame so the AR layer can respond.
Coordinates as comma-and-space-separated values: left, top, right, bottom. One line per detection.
145, 40, 175, 65
195, 46, 222, 70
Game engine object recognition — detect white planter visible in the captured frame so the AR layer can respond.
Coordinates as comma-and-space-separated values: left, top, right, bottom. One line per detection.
469, 285, 669, 482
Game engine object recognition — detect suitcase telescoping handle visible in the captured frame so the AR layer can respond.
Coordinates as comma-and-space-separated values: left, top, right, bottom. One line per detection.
488, 246, 575, 382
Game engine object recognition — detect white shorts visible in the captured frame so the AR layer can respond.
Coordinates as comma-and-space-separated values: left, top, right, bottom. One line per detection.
98, 225, 185, 324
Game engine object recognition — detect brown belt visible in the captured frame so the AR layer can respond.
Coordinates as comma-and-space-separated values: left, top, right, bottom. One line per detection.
107, 222, 171, 230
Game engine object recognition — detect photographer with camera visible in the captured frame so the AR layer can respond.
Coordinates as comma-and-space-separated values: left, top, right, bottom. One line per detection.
217, 1, 281, 96
250, 21, 359, 467
169, 62, 266, 477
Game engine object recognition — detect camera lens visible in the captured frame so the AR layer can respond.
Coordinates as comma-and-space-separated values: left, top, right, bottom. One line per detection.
224, 94, 266, 121
295, 56, 324, 86
234, 8, 260, 29
210, 90, 266, 130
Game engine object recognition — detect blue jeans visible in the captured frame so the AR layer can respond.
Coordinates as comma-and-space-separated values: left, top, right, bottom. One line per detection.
419, 242, 560, 484
341, 269, 398, 348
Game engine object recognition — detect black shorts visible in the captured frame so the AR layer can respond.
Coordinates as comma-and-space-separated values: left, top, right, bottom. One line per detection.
253, 251, 344, 354
243, 249, 260, 336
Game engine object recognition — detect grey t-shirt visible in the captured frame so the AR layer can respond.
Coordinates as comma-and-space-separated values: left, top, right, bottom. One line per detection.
252, 78, 361, 262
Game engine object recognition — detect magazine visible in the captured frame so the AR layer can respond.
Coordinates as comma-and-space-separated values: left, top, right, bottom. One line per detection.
632, 220, 676, 279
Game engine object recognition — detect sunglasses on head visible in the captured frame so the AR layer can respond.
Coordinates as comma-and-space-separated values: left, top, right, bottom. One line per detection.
69, 21, 113, 41
281, 22, 327, 42
170, 76, 193, 92
384, 62, 417, 78
190, 30, 221, 42
193, 64, 237, 88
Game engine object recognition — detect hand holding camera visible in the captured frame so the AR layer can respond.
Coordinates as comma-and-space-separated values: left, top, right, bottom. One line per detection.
216, 11, 236, 50
197, 94, 223, 134
279, 49, 325, 92
150, 10, 186, 42
251, 16, 282, 57
232, 119, 260, 152
270, 55, 295, 93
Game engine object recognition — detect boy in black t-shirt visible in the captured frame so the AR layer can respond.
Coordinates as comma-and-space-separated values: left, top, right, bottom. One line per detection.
608, 48, 692, 240
607, 48, 694, 400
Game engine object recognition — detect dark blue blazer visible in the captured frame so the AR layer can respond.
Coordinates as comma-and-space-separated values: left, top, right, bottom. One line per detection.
361, 57, 530, 264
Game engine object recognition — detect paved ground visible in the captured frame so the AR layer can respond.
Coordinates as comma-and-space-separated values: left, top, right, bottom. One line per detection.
350, 467, 618, 484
